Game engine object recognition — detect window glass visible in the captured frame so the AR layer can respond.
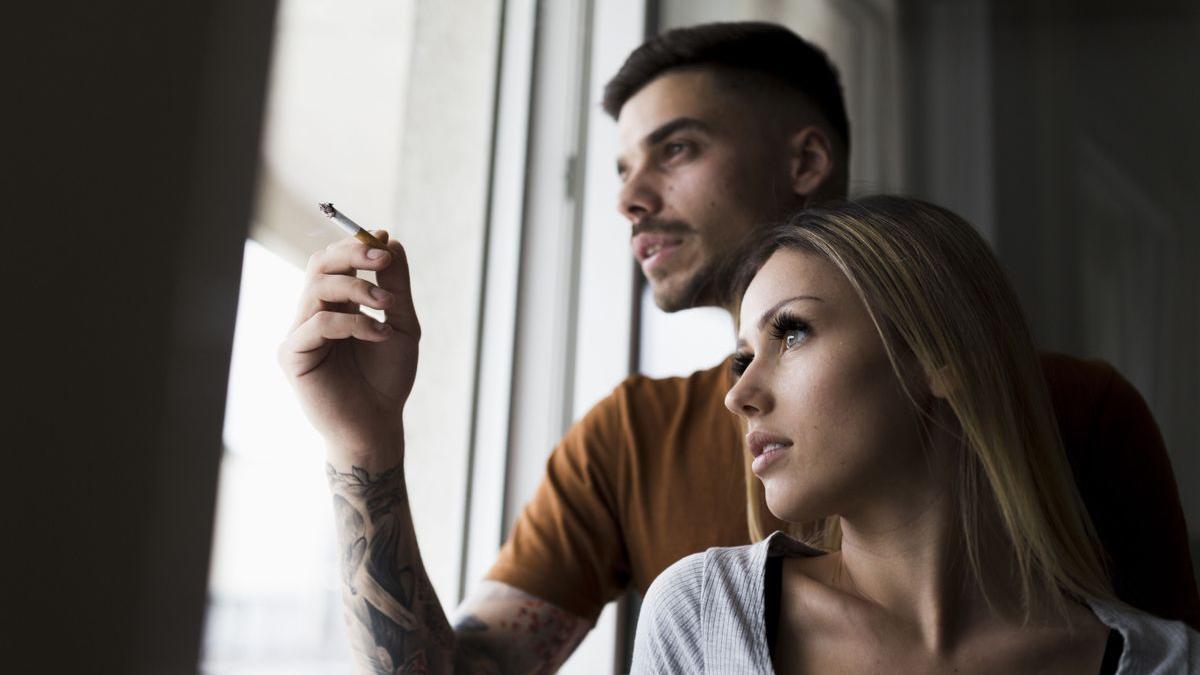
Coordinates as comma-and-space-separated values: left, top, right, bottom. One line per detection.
203, 240, 353, 674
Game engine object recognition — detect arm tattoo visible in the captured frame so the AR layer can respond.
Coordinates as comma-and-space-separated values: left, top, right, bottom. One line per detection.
453, 598, 590, 674
327, 463, 455, 674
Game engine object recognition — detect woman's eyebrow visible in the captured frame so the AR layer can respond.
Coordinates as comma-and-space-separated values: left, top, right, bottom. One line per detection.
756, 295, 824, 330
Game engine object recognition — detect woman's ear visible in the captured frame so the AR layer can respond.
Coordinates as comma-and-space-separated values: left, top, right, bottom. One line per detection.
925, 364, 953, 400
787, 126, 835, 198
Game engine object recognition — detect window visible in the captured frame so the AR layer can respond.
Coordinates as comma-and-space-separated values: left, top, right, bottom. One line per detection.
202, 0, 494, 670
203, 240, 352, 675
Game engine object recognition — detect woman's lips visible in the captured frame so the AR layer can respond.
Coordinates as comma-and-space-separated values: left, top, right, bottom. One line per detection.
751, 444, 790, 474
746, 430, 793, 475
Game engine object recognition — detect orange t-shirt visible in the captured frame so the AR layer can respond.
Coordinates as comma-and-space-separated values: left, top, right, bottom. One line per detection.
486, 352, 1200, 629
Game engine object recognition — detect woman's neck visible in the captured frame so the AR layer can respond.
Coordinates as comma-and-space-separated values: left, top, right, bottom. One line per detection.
827, 489, 1026, 655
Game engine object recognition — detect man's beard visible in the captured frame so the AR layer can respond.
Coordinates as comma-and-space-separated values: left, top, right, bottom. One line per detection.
638, 218, 720, 312
650, 253, 724, 313
647, 223, 779, 313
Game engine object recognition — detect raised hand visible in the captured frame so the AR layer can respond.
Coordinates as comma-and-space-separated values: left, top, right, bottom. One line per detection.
278, 230, 419, 465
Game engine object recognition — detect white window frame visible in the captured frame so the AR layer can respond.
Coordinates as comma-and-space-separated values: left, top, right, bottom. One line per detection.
461, 0, 648, 672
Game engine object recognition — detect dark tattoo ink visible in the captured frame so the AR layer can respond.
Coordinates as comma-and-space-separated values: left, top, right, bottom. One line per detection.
327, 462, 452, 674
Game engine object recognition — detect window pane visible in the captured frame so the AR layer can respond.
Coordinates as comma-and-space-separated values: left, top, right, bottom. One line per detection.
203, 240, 353, 674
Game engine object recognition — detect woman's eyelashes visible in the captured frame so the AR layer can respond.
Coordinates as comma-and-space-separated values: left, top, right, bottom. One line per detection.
768, 311, 811, 351
731, 351, 753, 377
732, 314, 811, 378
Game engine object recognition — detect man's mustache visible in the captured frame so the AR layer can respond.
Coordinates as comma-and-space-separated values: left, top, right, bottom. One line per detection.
631, 218, 693, 238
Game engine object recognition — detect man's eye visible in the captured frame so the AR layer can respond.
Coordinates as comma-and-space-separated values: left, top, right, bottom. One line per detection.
663, 141, 690, 158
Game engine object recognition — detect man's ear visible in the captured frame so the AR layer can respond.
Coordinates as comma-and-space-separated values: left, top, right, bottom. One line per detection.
787, 127, 835, 198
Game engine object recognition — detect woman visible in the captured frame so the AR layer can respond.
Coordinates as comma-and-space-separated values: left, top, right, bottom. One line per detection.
631, 196, 1198, 673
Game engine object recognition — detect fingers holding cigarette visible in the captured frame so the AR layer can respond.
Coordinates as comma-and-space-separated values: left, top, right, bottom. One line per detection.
303, 235, 392, 278
303, 201, 420, 340
294, 233, 392, 317
289, 229, 419, 338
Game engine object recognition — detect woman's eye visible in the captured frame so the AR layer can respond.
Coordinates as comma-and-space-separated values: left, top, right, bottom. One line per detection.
768, 314, 811, 351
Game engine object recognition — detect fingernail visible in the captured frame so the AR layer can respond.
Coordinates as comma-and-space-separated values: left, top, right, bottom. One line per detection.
370, 287, 392, 303
367, 248, 387, 260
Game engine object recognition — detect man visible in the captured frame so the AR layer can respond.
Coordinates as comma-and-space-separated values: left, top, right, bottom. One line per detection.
280, 22, 1198, 673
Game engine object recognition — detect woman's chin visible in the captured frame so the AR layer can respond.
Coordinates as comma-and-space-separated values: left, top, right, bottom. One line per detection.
763, 484, 829, 526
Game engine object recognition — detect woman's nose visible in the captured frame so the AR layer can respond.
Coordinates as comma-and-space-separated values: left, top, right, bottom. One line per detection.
725, 365, 771, 418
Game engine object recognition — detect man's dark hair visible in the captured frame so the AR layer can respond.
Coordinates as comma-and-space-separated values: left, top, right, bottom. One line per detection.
602, 21, 850, 149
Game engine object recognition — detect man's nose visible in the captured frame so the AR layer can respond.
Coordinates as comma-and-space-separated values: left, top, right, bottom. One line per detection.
617, 166, 662, 224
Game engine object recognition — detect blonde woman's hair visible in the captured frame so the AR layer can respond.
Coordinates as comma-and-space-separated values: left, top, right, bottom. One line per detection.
735, 196, 1112, 617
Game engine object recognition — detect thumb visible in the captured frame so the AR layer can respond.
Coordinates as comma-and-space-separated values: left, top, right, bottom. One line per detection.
374, 232, 420, 339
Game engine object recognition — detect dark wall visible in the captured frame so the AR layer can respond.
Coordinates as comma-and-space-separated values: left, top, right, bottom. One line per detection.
4, 1, 276, 672
989, 0, 1200, 527
903, 0, 1200, 579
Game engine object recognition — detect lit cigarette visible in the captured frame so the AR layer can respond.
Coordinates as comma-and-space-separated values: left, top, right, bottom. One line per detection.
318, 202, 389, 252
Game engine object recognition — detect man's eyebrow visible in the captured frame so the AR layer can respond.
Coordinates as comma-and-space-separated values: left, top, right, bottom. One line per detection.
756, 295, 824, 330
617, 117, 713, 176
644, 117, 712, 147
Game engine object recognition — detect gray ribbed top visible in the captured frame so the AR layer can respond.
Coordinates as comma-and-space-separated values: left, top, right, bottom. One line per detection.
632, 531, 1199, 674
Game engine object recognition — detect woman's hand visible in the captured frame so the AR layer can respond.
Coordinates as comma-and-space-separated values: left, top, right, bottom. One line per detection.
278, 231, 420, 467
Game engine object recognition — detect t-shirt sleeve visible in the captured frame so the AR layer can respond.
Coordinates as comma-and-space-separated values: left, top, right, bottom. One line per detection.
1092, 370, 1200, 629
631, 553, 706, 674
484, 386, 632, 622
1046, 354, 1200, 630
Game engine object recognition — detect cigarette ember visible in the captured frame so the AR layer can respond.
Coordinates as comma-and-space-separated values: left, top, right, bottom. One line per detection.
318, 202, 337, 217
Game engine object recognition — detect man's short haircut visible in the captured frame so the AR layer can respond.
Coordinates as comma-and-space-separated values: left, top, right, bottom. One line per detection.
602, 21, 850, 150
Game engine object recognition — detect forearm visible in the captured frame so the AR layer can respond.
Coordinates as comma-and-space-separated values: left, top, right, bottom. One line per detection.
327, 458, 458, 674
452, 581, 591, 674
327, 453, 592, 674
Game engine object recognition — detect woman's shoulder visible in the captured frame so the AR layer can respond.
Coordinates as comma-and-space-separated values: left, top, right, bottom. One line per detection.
632, 552, 709, 673
642, 550, 709, 615
632, 534, 824, 673
644, 536, 783, 600
633, 541, 767, 673
639, 542, 759, 622
1087, 598, 1200, 672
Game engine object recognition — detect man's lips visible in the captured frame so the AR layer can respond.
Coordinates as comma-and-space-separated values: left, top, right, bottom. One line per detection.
632, 233, 686, 270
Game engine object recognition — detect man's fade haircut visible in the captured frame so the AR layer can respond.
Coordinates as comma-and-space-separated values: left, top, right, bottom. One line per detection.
602, 21, 850, 150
